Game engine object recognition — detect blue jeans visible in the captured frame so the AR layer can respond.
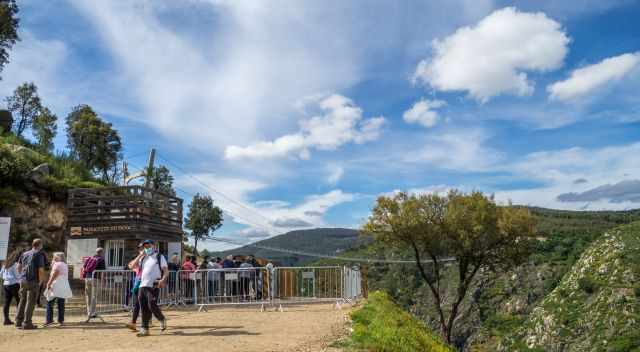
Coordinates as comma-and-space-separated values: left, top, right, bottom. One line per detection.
45, 298, 65, 324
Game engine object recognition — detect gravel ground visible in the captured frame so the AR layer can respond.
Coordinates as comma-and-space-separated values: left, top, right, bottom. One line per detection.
0, 303, 351, 352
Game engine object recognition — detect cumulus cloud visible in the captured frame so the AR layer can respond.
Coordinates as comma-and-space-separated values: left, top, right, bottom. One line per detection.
413, 7, 569, 102
557, 180, 640, 203
547, 52, 640, 101
405, 129, 503, 171
225, 94, 386, 160
403, 99, 446, 128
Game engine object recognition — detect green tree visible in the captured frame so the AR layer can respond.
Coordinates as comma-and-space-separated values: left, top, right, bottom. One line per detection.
0, 0, 19, 78
363, 190, 535, 345
66, 104, 122, 183
32, 106, 57, 152
150, 165, 175, 195
5, 82, 41, 136
185, 193, 223, 255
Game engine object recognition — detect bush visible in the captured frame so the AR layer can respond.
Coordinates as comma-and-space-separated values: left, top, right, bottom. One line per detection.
0, 143, 34, 184
578, 277, 597, 294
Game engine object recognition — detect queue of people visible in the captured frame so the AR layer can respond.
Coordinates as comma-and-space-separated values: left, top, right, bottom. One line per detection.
0, 239, 72, 330
1, 239, 271, 334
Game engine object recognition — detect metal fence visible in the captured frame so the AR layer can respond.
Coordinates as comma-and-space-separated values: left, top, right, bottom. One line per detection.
88, 266, 362, 317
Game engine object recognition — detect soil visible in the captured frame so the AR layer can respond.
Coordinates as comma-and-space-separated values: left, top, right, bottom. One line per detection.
0, 303, 350, 352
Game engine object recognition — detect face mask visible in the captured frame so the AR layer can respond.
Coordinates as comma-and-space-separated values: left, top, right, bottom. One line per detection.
144, 248, 154, 255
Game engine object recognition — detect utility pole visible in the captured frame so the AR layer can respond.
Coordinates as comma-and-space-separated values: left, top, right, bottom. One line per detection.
123, 148, 156, 187
144, 148, 156, 188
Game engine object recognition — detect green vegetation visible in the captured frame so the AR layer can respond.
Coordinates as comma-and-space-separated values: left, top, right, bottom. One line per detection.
363, 191, 536, 344
185, 193, 223, 255
310, 207, 640, 350
340, 291, 453, 352
0, 0, 19, 78
503, 221, 640, 351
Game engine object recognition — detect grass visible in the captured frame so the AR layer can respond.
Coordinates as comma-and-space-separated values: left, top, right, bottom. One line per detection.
0, 133, 103, 199
340, 291, 453, 352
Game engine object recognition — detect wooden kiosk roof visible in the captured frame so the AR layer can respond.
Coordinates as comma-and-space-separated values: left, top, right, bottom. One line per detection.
66, 186, 183, 242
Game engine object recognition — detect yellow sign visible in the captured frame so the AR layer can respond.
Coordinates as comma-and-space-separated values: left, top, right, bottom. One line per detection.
70, 225, 132, 236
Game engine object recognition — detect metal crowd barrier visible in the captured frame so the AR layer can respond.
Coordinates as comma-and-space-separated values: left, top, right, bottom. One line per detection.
87, 266, 363, 318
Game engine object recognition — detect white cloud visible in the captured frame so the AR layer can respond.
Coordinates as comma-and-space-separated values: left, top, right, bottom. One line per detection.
405, 129, 503, 172
495, 142, 640, 210
547, 52, 640, 101
224, 94, 386, 160
327, 165, 345, 185
176, 172, 355, 234
403, 99, 446, 128
413, 7, 569, 102
68, 1, 367, 152
0, 32, 68, 111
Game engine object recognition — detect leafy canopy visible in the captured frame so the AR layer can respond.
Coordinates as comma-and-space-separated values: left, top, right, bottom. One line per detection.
66, 104, 122, 183
185, 193, 223, 255
32, 106, 57, 152
363, 190, 536, 344
0, 0, 19, 78
5, 82, 41, 136
149, 165, 175, 196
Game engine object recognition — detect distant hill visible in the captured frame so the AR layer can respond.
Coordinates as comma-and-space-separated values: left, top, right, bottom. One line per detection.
210, 228, 370, 266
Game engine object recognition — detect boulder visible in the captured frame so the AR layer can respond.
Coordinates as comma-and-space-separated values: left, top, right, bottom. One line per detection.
28, 163, 50, 184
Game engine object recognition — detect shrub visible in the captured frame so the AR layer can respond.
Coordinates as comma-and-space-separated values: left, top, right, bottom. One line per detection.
578, 277, 597, 294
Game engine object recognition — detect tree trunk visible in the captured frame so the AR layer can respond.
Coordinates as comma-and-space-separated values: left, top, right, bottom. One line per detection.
193, 237, 199, 256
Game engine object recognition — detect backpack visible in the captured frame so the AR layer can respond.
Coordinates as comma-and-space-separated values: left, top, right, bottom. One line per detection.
140, 253, 165, 282
81, 256, 99, 279
21, 250, 43, 282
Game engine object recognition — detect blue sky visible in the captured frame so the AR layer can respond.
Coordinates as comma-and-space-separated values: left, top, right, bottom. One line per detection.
2, 0, 640, 250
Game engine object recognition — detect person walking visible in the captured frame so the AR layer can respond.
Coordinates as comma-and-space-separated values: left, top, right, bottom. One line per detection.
82, 247, 106, 322
1, 249, 23, 325
15, 239, 47, 330
44, 252, 72, 327
126, 246, 145, 331
130, 239, 168, 337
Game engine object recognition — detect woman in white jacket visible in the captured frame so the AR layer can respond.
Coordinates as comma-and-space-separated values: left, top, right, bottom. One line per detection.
1, 249, 23, 325
44, 252, 72, 326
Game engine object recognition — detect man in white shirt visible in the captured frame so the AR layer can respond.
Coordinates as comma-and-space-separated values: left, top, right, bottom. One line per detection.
130, 239, 168, 337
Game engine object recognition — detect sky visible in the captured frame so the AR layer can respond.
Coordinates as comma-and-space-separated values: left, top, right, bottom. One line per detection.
2, 0, 640, 251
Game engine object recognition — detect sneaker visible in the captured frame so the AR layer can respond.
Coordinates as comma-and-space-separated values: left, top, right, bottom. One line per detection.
15, 322, 22, 329
43, 322, 55, 328
58, 322, 64, 327
126, 323, 138, 331
136, 328, 150, 337
3, 320, 13, 326
22, 324, 38, 330
160, 319, 167, 331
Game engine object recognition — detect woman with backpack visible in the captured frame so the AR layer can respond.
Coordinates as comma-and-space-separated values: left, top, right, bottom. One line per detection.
43, 252, 72, 327
1, 248, 23, 325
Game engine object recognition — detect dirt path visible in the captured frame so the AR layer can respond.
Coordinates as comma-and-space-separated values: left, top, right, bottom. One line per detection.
0, 304, 350, 352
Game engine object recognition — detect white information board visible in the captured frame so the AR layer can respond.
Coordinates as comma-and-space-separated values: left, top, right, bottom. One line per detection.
0, 217, 10, 261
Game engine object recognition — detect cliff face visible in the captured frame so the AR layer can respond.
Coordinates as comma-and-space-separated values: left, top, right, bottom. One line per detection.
501, 222, 640, 352
1, 190, 67, 253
